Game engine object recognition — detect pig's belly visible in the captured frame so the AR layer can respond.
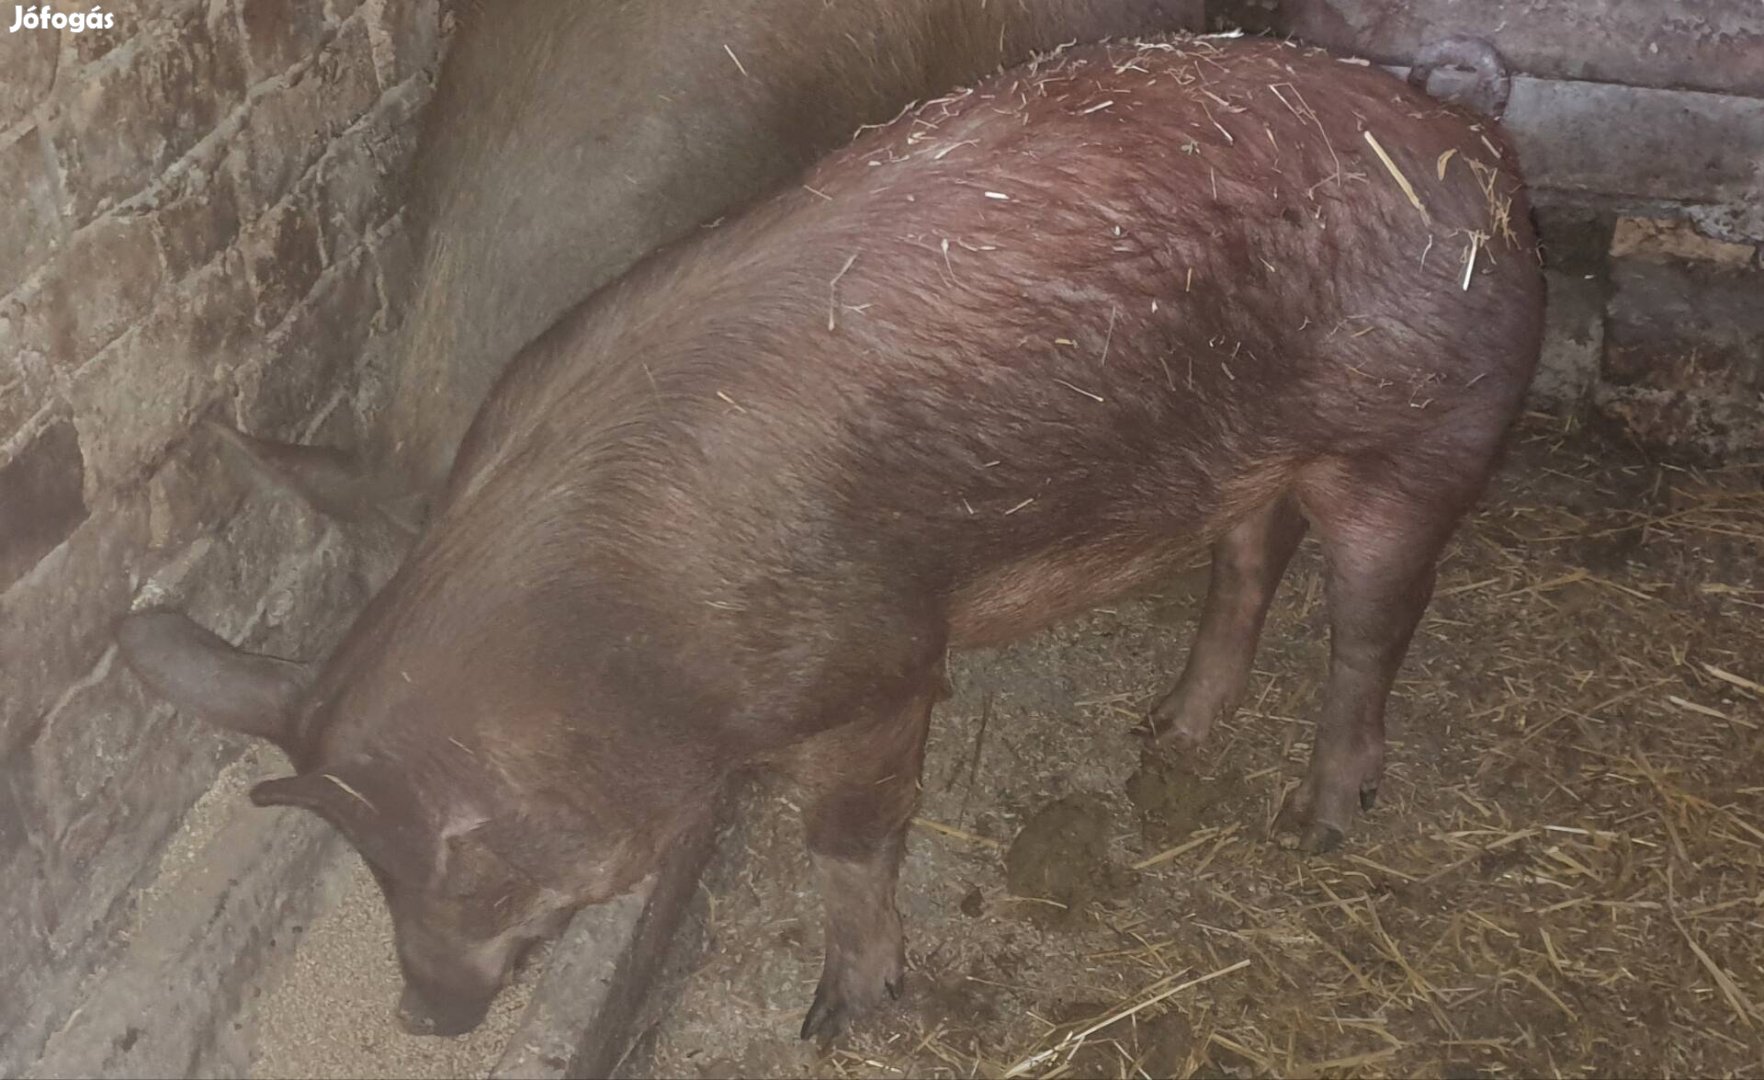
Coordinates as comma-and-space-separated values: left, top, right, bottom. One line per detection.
945, 532, 1206, 649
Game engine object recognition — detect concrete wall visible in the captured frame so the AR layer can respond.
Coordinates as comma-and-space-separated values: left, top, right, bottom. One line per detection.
0, 2, 439, 1071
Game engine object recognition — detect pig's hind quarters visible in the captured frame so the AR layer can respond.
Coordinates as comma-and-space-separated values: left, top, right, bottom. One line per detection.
1148, 433, 1509, 853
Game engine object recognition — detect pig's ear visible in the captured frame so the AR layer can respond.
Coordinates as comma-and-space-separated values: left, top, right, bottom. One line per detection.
202, 419, 428, 537
251, 764, 438, 886
116, 611, 312, 753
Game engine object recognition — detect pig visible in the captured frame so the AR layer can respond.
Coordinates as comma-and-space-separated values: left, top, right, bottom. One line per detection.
120, 34, 1543, 1041
377, 0, 1204, 500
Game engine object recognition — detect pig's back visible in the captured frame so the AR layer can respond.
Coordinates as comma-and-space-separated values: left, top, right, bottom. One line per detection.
460, 36, 1541, 649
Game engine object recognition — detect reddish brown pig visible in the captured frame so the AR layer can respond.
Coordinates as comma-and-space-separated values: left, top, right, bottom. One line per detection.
381, 0, 1203, 498
120, 35, 1543, 1041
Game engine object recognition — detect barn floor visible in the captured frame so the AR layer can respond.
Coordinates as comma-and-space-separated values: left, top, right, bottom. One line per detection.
637, 416, 1764, 1079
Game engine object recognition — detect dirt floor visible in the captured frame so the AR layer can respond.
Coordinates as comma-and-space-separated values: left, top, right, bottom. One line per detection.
639, 416, 1764, 1079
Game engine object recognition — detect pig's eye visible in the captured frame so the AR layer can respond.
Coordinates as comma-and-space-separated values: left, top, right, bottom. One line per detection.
437, 830, 522, 899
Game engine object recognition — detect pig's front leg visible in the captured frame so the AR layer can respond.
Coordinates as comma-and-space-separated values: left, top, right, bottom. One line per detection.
785, 682, 937, 1041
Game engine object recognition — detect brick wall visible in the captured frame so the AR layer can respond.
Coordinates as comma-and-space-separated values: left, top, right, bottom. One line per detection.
0, 2, 439, 1070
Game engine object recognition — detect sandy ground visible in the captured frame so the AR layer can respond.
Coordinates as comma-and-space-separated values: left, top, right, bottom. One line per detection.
638, 419, 1764, 1079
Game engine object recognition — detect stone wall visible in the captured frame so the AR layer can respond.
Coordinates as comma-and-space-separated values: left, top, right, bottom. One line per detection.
0, 2, 439, 1071
1204, 0, 1764, 455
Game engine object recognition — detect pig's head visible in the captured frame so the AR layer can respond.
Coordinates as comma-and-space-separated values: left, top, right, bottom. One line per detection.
116, 610, 650, 1036
249, 758, 571, 1036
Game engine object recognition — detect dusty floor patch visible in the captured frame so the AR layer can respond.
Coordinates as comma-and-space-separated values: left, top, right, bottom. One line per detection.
642, 418, 1764, 1078
1005, 795, 1134, 927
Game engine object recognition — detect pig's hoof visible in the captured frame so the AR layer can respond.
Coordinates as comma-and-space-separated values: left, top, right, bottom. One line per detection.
1271, 813, 1345, 854
1271, 789, 1347, 854
1359, 779, 1380, 811
799, 979, 903, 1042
1300, 821, 1345, 853
1164, 726, 1208, 756
799, 953, 904, 1042
800, 988, 846, 1042
1140, 698, 1211, 754
1134, 717, 1207, 758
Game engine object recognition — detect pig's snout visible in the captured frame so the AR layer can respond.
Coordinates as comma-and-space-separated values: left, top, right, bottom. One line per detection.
396, 982, 491, 1037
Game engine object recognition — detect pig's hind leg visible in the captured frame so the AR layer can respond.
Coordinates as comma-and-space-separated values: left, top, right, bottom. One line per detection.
1146, 494, 1307, 750
1279, 448, 1485, 852
784, 679, 939, 1041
